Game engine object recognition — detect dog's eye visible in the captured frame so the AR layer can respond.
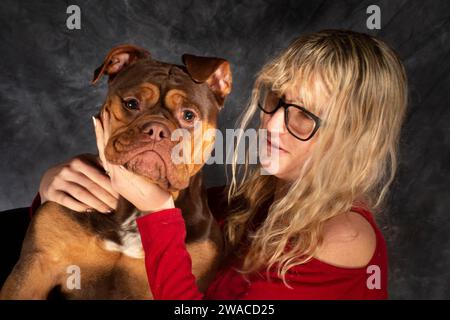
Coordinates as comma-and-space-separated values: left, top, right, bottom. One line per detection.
122, 98, 140, 110
182, 109, 196, 122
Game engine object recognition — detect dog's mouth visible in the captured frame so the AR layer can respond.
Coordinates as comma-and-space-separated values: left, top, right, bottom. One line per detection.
125, 149, 166, 182
105, 133, 190, 191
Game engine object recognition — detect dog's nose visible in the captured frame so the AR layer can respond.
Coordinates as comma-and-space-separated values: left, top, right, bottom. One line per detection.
142, 122, 170, 141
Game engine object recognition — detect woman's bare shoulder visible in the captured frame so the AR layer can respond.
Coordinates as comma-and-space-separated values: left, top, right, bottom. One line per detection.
314, 211, 377, 268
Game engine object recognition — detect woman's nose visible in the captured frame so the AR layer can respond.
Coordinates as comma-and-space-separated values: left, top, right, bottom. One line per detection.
266, 108, 287, 134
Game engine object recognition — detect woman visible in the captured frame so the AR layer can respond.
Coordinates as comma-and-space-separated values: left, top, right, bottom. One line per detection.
35, 29, 408, 299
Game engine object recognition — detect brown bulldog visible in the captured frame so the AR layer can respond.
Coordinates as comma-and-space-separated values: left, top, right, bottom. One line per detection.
0, 44, 232, 299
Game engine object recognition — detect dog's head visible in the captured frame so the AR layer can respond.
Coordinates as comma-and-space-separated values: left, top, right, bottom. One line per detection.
92, 44, 232, 193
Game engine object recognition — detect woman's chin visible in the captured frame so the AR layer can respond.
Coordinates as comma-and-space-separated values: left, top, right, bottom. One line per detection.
260, 159, 283, 176
260, 160, 299, 181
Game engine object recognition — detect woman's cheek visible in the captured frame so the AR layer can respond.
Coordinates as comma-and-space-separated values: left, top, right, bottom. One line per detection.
280, 154, 296, 175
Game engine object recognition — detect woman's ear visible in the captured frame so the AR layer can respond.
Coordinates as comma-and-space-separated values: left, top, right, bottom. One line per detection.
182, 54, 232, 107
92, 44, 150, 84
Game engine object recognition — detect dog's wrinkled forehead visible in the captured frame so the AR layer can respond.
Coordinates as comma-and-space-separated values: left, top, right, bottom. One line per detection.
92, 44, 232, 121
108, 59, 219, 121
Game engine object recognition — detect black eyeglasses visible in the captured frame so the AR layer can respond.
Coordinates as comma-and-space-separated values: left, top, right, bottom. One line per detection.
257, 90, 322, 141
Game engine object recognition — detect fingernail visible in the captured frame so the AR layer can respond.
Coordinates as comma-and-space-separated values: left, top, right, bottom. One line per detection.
85, 208, 95, 213
92, 116, 97, 128
104, 210, 114, 214
119, 165, 126, 170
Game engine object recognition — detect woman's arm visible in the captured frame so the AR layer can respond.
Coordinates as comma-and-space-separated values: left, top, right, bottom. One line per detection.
136, 208, 204, 300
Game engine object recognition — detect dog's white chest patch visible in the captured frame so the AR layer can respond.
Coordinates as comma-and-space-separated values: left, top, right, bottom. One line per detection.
102, 210, 144, 259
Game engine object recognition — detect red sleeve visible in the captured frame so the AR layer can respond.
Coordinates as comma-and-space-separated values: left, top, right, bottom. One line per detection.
136, 208, 204, 300
29, 193, 41, 218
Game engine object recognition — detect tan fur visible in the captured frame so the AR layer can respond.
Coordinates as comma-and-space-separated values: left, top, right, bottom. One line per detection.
1, 201, 220, 299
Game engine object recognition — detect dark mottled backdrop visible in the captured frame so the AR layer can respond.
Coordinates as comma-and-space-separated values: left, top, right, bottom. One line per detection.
0, 0, 448, 299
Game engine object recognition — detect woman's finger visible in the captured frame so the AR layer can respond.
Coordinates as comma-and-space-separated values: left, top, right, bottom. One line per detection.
56, 180, 113, 213
102, 109, 111, 146
93, 116, 105, 160
90, 118, 119, 198
98, 110, 122, 188
81, 168, 120, 200
62, 169, 119, 209
93, 116, 109, 174
101, 111, 112, 177
66, 157, 120, 199
51, 190, 93, 213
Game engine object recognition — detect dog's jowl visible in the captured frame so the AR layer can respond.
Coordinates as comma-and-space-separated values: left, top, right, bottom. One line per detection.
0, 44, 232, 299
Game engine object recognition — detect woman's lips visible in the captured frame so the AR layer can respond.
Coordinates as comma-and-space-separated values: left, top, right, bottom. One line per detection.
266, 136, 288, 154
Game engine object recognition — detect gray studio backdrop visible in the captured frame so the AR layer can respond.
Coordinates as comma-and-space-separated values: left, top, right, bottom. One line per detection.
0, 0, 448, 299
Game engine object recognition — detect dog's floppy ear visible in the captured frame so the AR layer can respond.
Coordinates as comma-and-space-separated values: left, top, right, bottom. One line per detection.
182, 54, 232, 107
92, 44, 150, 84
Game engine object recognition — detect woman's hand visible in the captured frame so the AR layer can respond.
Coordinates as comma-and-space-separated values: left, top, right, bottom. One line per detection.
93, 111, 174, 214
39, 153, 119, 213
